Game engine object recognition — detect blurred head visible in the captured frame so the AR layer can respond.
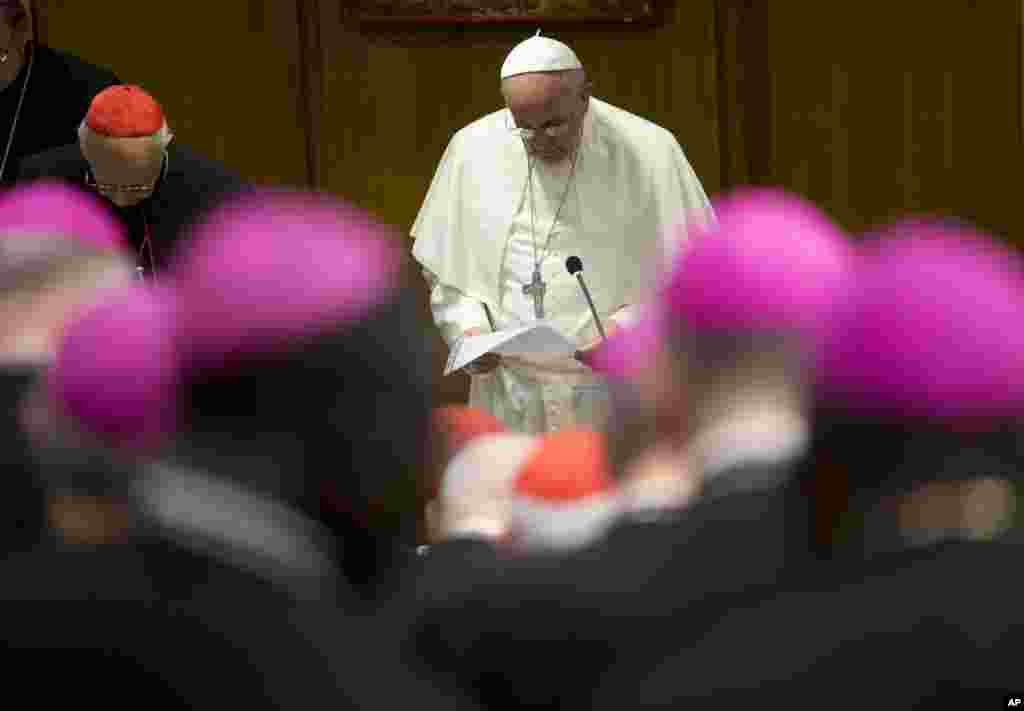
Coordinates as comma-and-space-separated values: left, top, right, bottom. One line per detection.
429, 405, 506, 502
0, 179, 131, 550
79, 85, 173, 207
30, 282, 175, 544
48, 283, 179, 456
25, 287, 170, 549
168, 190, 436, 590
806, 225, 1024, 550
0, 181, 133, 366
509, 428, 621, 552
662, 189, 852, 439
428, 433, 537, 543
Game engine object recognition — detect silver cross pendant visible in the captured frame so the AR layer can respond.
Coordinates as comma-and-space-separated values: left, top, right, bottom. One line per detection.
523, 267, 546, 319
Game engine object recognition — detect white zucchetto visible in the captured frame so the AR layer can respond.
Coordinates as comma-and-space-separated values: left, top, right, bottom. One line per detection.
500, 32, 583, 80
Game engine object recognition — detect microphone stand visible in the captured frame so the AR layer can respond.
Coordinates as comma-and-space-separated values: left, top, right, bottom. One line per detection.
566, 256, 607, 362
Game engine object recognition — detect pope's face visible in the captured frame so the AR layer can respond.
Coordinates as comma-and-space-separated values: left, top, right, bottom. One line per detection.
504, 72, 589, 164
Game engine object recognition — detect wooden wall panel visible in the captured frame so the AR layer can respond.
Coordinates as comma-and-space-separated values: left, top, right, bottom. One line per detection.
314, 3, 722, 403
713, 0, 771, 187
35, 0, 310, 187
762, 1, 1022, 238
315, 2, 722, 223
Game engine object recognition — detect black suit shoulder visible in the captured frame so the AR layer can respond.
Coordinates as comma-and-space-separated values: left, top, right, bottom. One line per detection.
2, 46, 120, 185
160, 143, 249, 241
36, 44, 121, 100
171, 142, 246, 189
14, 142, 85, 182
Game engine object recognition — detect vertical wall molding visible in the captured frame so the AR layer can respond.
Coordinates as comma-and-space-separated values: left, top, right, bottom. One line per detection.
295, 0, 323, 189
29, 0, 44, 45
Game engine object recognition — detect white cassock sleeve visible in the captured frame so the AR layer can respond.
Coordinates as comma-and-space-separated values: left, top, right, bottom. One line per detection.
423, 269, 491, 346
605, 132, 713, 333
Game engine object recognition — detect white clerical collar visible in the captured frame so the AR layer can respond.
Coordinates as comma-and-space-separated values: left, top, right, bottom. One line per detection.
692, 403, 809, 482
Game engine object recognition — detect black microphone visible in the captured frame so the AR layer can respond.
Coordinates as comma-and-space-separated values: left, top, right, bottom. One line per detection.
566, 256, 606, 363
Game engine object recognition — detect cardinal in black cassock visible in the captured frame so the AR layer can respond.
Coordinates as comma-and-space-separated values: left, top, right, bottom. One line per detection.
0, 2, 121, 186
17, 83, 246, 276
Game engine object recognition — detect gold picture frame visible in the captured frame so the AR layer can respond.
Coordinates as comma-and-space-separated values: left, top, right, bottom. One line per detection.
353, 0, 663, 26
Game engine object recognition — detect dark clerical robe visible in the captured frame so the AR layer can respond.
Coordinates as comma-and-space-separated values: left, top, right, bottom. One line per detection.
17, 141, 248, 274
0, 44, 119, 185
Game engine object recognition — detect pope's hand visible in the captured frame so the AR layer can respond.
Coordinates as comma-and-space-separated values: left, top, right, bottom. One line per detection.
576, 320, 620, 358
462, 327, 502, 375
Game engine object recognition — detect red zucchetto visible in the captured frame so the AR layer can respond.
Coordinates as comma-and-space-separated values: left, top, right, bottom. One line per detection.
85, 85, 164, 138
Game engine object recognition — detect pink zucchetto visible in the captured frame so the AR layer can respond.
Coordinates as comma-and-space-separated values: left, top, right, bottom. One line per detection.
170, 189, 404, 363
664, 188, 852, 342
0, 180, 127, 253
815, 225, 1024, 422
49, 283, 181, 451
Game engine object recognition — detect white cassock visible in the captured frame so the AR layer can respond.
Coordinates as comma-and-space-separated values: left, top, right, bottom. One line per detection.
412, 97, 712, 434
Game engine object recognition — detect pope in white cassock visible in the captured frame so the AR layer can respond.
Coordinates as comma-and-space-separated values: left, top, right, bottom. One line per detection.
412, 33, 712, 434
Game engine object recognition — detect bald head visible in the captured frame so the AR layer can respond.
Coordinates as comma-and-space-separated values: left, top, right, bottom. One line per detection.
502, 69, 589, 163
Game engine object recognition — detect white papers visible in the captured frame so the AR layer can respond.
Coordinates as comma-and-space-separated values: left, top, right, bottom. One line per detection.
444, 322, 577, 376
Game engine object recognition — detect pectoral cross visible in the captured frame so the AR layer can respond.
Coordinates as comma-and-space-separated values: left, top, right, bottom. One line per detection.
523, 267, 546, 319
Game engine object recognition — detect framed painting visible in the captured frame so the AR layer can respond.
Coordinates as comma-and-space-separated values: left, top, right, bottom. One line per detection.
353, 0, 663, 26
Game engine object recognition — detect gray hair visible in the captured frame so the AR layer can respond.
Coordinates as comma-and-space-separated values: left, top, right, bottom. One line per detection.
78, 119, 174, 154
